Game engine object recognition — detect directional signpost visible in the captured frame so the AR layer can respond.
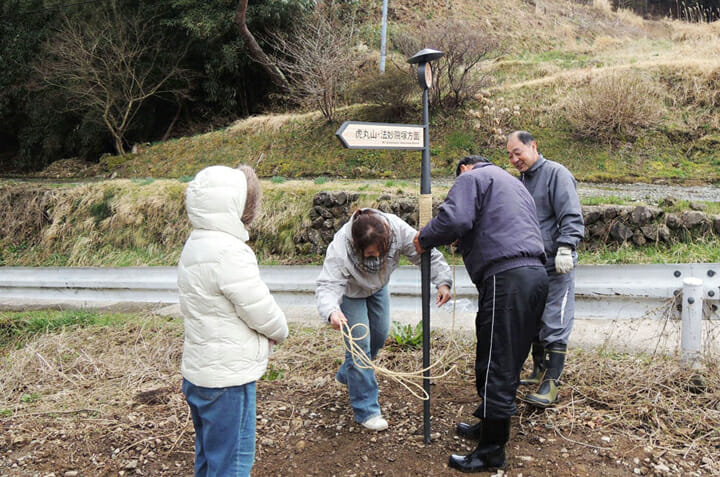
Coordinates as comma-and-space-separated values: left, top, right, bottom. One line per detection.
335, 121, 424, 150
335, 48, 444, 445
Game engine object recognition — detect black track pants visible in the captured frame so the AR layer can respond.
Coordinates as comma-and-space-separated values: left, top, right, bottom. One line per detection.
472, 265, 549, 419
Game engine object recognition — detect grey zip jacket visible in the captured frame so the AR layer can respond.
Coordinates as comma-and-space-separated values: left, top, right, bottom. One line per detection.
520, 155, 584, 270
316, 209, 452, 321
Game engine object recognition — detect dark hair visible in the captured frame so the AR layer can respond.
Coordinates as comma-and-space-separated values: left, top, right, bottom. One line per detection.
455, 155, 491, 177
509, 130, 535, 146
351, 209, 391, 256
237, 164, 261, 224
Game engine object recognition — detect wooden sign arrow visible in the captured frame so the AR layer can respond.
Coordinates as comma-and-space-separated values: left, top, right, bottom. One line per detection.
335, 121, 424, 150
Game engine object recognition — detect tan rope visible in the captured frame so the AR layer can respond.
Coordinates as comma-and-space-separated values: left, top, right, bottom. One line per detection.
339, 247, 461, 401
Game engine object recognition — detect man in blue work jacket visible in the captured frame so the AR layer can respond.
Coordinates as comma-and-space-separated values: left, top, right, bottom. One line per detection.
414, 155, 548, 473
507, 131, 585, 408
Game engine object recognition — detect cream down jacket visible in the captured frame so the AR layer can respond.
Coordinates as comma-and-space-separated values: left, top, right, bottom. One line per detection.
178, 166, 288, 388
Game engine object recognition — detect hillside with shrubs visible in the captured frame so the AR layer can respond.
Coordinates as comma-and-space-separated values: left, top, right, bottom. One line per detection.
1, 0, 720, 183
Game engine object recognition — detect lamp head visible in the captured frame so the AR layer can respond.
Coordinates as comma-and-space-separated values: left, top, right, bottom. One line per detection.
407, 48, 444, 65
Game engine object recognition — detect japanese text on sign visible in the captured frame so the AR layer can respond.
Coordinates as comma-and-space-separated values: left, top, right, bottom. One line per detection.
336, 121, 424, 150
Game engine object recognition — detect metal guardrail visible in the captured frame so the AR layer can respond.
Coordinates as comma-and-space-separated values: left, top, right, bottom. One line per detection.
0, 264, 718, 320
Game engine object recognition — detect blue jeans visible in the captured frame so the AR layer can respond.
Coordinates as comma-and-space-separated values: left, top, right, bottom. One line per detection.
182, 378, 256, 477
335, 286, 391, 423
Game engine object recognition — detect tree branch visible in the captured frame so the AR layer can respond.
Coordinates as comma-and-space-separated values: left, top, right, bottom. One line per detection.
235, 0, 290, 92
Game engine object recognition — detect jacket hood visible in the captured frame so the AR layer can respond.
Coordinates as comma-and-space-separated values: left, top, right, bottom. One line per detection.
185, 165, 249, 241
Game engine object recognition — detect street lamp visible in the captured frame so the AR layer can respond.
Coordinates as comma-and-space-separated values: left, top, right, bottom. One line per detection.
408, 48, 444, 89
407, 47, 444, 445
407, 47, 444, 204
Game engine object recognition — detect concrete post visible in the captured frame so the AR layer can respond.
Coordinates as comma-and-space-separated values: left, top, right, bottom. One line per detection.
681, 277, 703, 367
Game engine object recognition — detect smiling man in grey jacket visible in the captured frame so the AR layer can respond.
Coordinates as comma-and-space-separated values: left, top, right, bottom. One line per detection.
507, 130, 585, 408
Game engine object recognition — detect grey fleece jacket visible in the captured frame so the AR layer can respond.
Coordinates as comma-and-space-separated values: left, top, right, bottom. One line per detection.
315, 209, 453, 321
520, 155, 584, 270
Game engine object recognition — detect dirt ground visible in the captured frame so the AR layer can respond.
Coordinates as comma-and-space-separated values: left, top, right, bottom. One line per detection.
0, 319, 717, 476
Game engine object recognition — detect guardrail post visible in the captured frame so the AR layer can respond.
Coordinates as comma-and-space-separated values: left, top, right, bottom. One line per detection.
681, 277, 703, 368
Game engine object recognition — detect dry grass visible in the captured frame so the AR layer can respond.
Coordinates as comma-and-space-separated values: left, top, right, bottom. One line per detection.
561, 70, 665, 142
592, 0, 612, 14
661, 64, 720, 108
1, 315, 718, 472
0, 316, 183, 415
227, 111, 325, 135
549, 349, 720, 468
39, 180, 188, 265
592, 35, 625, 50
615, 8, 645, 28
0, 178, 421, 266
668, 19, 720, 41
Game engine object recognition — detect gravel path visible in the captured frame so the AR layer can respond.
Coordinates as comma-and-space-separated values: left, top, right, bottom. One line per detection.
430, 179, 720, 203
577, 182, 720, 204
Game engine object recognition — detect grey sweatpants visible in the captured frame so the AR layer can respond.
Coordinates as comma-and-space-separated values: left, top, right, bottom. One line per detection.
538, 268, 575, 346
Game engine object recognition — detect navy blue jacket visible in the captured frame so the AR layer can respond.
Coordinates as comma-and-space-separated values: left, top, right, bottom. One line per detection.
418, 162, 546, 284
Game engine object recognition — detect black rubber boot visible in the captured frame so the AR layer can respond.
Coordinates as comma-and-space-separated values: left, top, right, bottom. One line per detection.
456, 421, 482, 440
520, 341, 545, 386
526, 343, 567, 408
448, 418, 509, 473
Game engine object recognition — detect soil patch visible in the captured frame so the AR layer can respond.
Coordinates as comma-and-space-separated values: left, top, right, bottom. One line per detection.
0, 320, 717, 476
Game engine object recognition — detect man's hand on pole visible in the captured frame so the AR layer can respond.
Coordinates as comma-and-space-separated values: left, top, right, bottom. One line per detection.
413, 231, 425, 254
555, 246, 574, 274
436, 285, 451, 306
329, 310, 347, 330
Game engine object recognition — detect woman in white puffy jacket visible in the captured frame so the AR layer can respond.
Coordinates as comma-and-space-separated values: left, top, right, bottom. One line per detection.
177, 165, 288, 477
316, 208, 452, 431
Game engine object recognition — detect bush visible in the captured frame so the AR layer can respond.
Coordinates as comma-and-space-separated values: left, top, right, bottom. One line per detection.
469, 91, 523, 147
268, 6, 357, 121
660, 66, 720, 108
561, 72, 665, 142
393, 18, 496, 111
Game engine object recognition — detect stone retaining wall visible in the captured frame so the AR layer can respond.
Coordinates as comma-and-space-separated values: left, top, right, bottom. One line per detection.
295, 191, 720, 255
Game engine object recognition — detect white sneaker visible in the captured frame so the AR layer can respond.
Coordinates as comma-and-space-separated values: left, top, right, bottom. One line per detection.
361, 415, 388, 431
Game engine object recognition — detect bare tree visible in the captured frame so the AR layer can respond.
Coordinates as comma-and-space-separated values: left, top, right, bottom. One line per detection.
267, 9, 356, 121
235, 0, 290, 92
394, 18, 496, 110
38, 7, 191, 155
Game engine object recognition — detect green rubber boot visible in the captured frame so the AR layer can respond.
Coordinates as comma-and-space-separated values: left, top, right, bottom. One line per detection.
520, 341, 545, 386
526, 344, 567, 408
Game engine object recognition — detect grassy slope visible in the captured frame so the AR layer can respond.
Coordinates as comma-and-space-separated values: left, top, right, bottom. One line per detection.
1, 177, 718, 267
92, 0, 720, 183
3, 0, 719, 267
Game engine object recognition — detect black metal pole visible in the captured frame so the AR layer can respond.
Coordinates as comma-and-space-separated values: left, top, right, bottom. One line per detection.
421, 83, 431, 445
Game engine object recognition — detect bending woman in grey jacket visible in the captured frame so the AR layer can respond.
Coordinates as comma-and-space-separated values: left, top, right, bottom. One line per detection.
316, 208, 452, 431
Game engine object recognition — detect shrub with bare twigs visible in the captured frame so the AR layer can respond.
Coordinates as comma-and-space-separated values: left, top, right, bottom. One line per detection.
561, 71, 665, 142
267, 7, 358, 121
392, 18, 497, 111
